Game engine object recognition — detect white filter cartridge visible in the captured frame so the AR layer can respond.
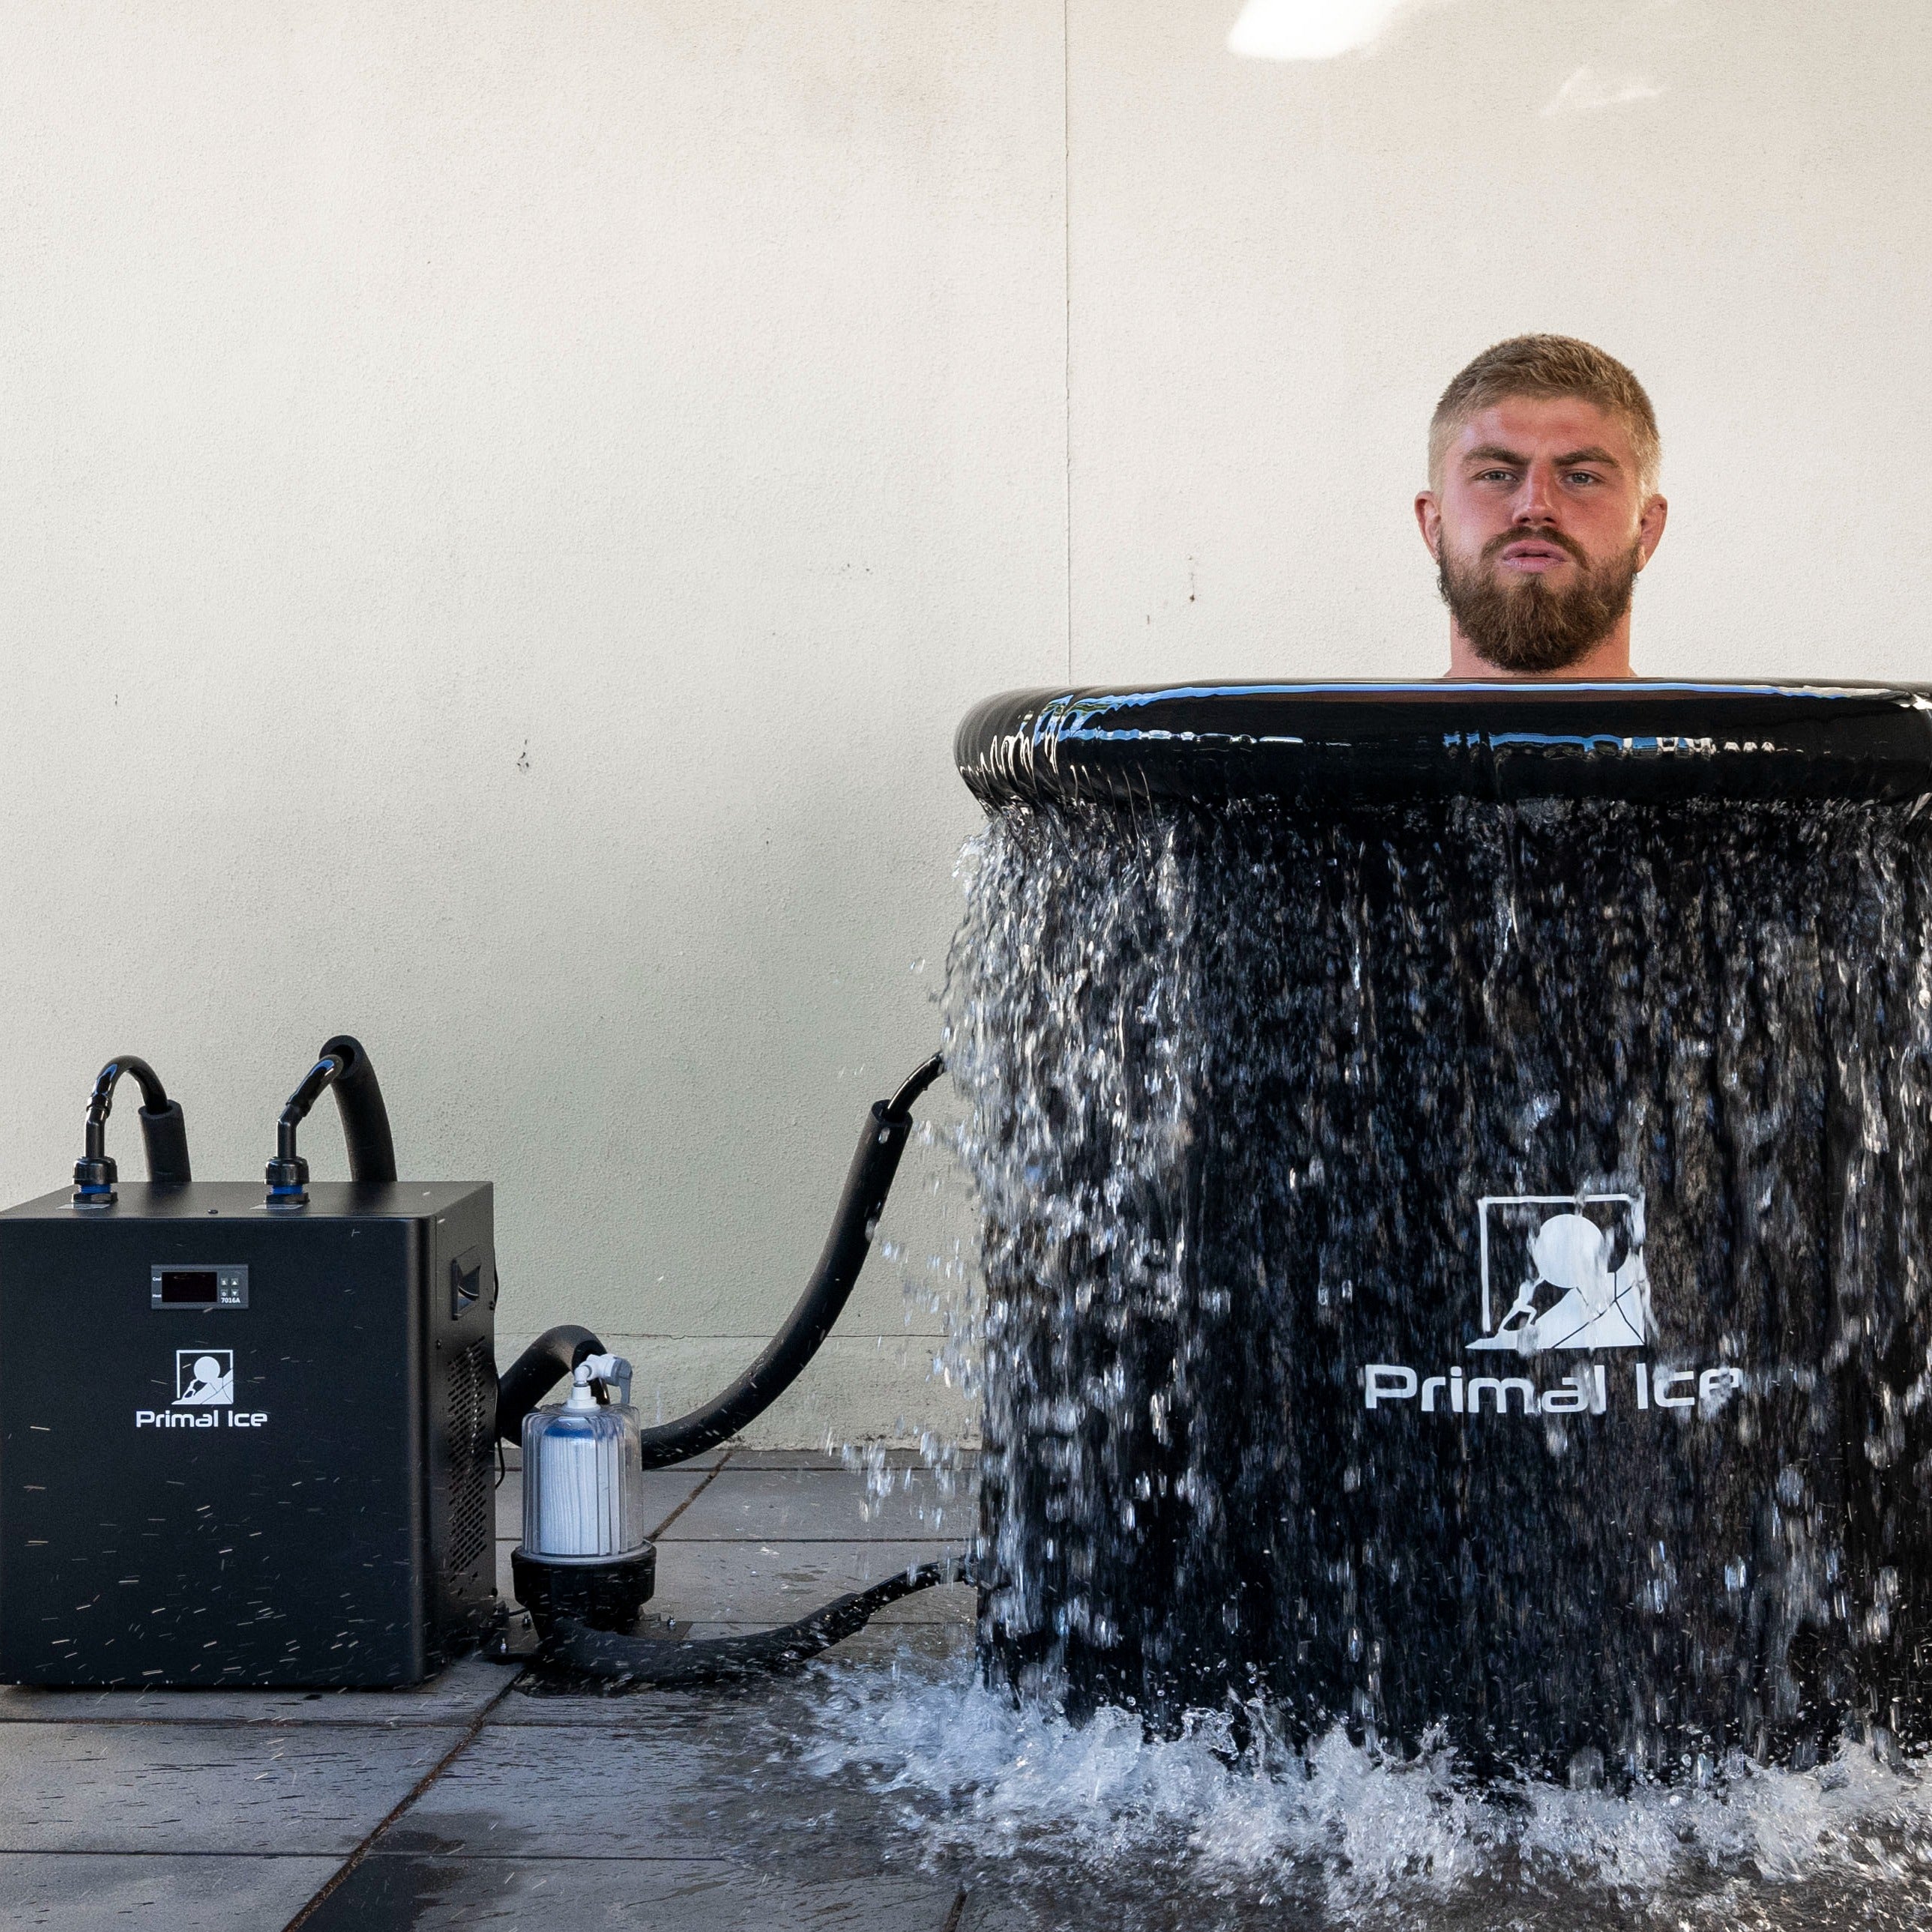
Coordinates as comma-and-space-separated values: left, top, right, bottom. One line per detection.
535, 1426, 625, 1556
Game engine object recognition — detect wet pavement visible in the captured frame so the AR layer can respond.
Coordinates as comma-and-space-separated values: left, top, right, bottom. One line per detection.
0, 1451, 976, 1931
1, 1451, 1928, 1930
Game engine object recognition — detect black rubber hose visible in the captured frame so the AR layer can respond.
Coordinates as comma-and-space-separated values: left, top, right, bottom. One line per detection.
77, 1056, 192, 1189
496, 1323, 608, 1445
86, 1054, 169, 1130
138, 1102, 192, 1186
315, 1034, 397, 1183
267, 1036, 399, 1206
541, 1557, 964, 1685
633, 1053, 946, 1470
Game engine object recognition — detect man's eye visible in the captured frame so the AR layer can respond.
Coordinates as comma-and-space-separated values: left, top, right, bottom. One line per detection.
1475, 470, 1516, 483
1565, 472, 1602, 487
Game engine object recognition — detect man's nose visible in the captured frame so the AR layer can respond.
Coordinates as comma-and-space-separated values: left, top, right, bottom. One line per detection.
1511, 465, 1559, 525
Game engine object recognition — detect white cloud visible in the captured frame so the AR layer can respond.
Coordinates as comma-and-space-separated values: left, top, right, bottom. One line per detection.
1226, 0, 1413, 61
1539, 65, 1667, 115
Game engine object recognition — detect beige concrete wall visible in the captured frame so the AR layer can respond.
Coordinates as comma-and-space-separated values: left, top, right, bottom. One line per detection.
1069, 0, 1932, 689
1, 1, 1927, 1443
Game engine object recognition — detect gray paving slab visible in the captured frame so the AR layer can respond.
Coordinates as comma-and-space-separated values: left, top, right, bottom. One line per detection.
0, 1719, 464, 1854
0, 1851, 339, 1931
955, 1885, 1101, 1932
646, 1540, 966, 1626
662, 1468, 974, 1543
301, 1853, 964, 1930
383, 1713, 910, 1868
0, 1651, 515, 1727
489, 1685, 731, 1728
681, 1619, 975, 1663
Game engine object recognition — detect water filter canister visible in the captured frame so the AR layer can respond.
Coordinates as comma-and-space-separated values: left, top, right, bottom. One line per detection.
522, 1355, 648, 1562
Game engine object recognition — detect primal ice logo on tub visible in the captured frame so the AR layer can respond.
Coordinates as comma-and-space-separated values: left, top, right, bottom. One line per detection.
134, 1350, 269, 1431
1471, 1195, 1652, 1353
1362, 1191, 1745, 1421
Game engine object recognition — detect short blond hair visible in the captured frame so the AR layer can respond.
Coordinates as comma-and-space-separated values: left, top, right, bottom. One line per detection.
1429, 335, 1660, 495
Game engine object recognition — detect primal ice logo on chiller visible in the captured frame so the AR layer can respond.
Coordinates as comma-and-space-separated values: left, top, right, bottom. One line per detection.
175, 1350, 234, 1406
1470, 1195, 1653, 1353
134, 1350, 268, 1431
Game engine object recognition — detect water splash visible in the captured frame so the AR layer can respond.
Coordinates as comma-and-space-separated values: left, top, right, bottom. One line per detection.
801, 1653, 1932, 1928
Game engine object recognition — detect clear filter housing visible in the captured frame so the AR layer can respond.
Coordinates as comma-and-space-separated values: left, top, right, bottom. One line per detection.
521, 1355, 647, 1562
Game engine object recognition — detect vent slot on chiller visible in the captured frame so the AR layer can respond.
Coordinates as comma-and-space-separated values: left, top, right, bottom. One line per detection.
445, 1340, 495, 1575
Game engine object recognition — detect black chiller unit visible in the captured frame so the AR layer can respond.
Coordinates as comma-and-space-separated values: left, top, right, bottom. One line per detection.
0, 1039, 498, 1686
0, 1034, 950, 1690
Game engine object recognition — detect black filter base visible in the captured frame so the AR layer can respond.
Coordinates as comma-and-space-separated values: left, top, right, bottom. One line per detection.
512, 1545, 657, 1638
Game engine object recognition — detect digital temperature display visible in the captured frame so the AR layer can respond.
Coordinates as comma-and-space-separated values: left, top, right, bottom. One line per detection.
158, 1270, 218, 1305
151, 1264, 248, 1310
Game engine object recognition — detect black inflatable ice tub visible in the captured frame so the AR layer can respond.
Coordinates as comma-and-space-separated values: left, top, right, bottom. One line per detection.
956, 680, 1932, 809
953, 680, 1932, 1780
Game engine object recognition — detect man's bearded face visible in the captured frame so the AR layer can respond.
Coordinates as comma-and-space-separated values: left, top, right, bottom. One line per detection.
1437, 524, 1643, 674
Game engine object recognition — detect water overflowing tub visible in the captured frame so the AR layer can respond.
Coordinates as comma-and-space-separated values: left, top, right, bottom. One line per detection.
947, 680, 1932, 1782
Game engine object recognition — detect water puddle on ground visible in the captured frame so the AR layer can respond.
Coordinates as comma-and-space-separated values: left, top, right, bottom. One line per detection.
778, 1653, 1932, 1930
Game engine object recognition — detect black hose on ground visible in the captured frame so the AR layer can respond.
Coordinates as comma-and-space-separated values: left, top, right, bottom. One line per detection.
540, 1557, 965, 1686
496, 1323, 608, 1445
633, 1053, 947, 1470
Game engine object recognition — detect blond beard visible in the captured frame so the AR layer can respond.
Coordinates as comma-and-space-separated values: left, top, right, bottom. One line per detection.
1438, 537, 1641, 673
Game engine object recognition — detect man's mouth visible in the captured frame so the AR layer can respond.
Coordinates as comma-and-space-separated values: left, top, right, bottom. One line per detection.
1494, 540, 1575, 573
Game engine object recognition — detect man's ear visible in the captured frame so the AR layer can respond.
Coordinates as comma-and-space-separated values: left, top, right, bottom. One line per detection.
1414, 490, 1443, 561
1636, 493, 1668, 569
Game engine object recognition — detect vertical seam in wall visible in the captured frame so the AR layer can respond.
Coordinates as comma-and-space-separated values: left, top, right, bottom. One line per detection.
1063, 0, 1073, 685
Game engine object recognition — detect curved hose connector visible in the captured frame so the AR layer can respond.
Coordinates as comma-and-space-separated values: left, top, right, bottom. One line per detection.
887, 1052, 945, 1119
265, 1033, 397, 1208
73, 1057, 191, 1207
496, 1324, 609, 1445
541, 1556, 965, 1686
633, 1053, 947, 1470
573, 1353, 633, 1407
